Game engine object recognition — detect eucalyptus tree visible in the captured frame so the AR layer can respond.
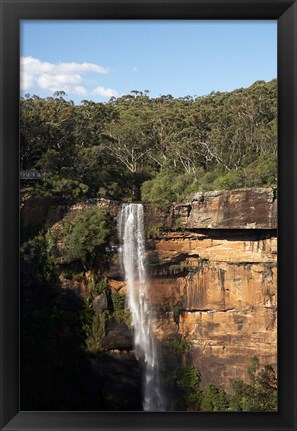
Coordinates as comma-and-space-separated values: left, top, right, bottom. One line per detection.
105, 92, 159, 176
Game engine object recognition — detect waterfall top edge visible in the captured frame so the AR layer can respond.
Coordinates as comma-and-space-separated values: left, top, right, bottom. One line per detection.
121, 202, 143, 206
120, 202, 144, 210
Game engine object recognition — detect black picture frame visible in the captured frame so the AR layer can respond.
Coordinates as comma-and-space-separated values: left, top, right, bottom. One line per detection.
1, 1, 296, 430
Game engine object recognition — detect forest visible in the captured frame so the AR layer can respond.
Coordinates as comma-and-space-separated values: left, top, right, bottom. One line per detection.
21, 79, 277, 202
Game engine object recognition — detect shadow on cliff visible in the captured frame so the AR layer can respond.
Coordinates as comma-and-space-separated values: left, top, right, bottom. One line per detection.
20, 281, 143, 411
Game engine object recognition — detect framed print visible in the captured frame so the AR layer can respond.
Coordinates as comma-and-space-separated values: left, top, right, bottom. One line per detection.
1, 0, 297, 430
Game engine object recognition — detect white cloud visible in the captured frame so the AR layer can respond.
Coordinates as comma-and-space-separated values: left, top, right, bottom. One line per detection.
21, 72, 34, 90
21, 56, 109, 76
37, 73, 82, 89
20, 56, 114, 98
92, 86, 119, 98
72, 86, 88, 96
132, 66, 140, 73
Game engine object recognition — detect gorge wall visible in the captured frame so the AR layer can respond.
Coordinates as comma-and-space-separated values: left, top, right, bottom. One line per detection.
110, 188, 277, 390
147, 189, 277, 389
21, 187, 277, 391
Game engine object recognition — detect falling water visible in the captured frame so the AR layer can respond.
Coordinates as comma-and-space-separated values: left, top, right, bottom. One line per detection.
118, 203, 165, 411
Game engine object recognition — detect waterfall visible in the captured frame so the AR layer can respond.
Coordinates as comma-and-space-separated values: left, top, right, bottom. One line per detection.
118, 203, 165, 411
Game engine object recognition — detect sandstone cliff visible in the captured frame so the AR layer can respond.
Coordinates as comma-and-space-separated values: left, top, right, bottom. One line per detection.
108, 188, 277, 389
143, 188, 277, 389
20, 188, 277, 390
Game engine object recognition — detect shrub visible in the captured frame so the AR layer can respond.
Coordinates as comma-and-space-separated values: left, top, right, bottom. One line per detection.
41, 173, 89, 199
244, 152, 277, 187
147, 223, 164, 238
85, 311, 108, 353
201, 384, 229, 411
175, 366, 202, 411
111, 291, 125, 311
228, 356, 277, 411
111, 291, 131, 325
212, 168, 245, 190
141, 168, 197, 205
61, 207, 111, 269
167, 335, 189, 355
86, 278, 109, 296
20, 234, 57, 287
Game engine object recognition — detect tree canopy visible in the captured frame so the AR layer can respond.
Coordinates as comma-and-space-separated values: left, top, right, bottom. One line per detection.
20, 79, 277, 203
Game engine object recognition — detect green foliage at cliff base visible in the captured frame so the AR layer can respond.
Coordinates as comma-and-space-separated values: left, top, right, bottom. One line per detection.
165, 355, 277, 412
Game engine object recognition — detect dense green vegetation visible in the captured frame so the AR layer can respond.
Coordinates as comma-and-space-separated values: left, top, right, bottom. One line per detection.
228, 356, 278, 411
58, 207, 112, 269
21, 79, 277, 203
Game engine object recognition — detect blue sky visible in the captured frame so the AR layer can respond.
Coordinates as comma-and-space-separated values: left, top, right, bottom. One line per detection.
20, 20, 277, 104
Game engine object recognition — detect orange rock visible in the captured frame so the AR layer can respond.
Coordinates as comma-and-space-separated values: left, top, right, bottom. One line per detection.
108, 279, 127, 295
146, 227, 277, 389
154, 235, 277, 264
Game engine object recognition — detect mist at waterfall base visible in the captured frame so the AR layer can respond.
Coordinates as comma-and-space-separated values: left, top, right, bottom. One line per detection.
118, 203, 166, 412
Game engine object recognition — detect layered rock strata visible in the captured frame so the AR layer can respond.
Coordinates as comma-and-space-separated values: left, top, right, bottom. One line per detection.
20, 188, 277, 390
147, 230, 277, 389
143, 188, 277, 389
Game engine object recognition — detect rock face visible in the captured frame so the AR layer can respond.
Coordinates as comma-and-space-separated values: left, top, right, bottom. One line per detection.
93, 293, 108, 314
142, 188, 277, 390
173, 188, 277, 229
147, 235, 277, 389
142, 187, 277, 231
20, 188, 277, 392
102, 319, 133, 351
20, 196, 120, 241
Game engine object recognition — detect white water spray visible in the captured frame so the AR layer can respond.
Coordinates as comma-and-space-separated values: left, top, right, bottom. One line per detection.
118, 203, 165, 411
